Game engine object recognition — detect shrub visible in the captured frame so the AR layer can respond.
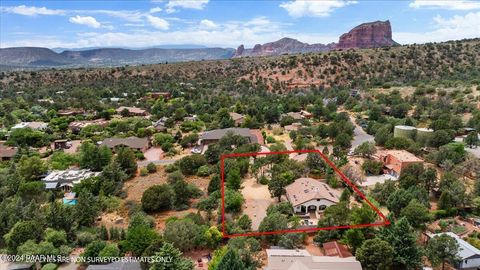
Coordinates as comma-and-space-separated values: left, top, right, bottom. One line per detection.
140, 168, 148, 176
41, 263, 58, 270
165, 164, 178, 173
141, 184, 173, 212
146, 163, 157, 173
266, 136, 276, 143
178, 154, 207, 175
76, 231, 96, 246
196, 165, 211, 176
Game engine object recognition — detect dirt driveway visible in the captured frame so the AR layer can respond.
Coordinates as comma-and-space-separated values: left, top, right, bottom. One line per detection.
241, 176, 276, 230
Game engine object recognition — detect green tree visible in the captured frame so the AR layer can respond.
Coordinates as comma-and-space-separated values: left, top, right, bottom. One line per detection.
142, 184, 173, 212
356, 238, 394, 270
400, 199, 431, 229
44, 228, 67, 248
75, 191, 99, 227
426, 234, 461, 270
163, 219, 203, 252
216, 248, 245, 270
4, 220, 43, 252
380, 217, 423, 269
115, 147, 138, 177
178, 154, 207, 175
150, 242, 194, 270
17, 155, 48, 181
258, 212, 289, 244
226, 168, 242, 190
464, 132, 479, 148
124, 225, 160, 256
353, 142, 376, 158
98, 243, 120, 259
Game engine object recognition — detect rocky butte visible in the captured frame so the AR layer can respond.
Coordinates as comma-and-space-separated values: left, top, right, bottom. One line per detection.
233, 20, 398, 58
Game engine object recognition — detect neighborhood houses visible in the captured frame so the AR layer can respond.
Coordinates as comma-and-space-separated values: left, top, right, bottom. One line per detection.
0, 22, 479, 270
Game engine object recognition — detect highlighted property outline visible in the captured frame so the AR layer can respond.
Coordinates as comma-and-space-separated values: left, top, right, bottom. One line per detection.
220, 149, 390, 238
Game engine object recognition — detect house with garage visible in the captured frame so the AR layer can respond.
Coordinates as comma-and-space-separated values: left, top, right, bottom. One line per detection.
377, 150, 423, 178
265, 248, 362, 270
285, 177, 340, 214
199, 128, 262, 145
116, 106, 147, 117
42, 169, 100, 192
427, 232, 480, 270
101, 136, 150, 153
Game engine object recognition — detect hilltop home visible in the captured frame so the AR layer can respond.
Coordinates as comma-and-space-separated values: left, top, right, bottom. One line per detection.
43, 169, 100, 191
265, 249, 362, 270
229, 112, 245, 126
199, 128, 260, 145
285, 177, 340, 214
101, 137, 150, 152
116, 106, 147, 116
377, 150, 423, 178
428, 232, 480, 270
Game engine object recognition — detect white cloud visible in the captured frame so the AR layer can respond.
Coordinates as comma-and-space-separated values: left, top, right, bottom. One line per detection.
280, 0, 357, 17
394, 12, 480, 44
199, 19, 217, 29
166, 0, 209, 13
149, 7, 163, 13
2, 5, 65, 16
69, 15, 102, 28
409, 0, 480, 10
146, 15, 170, 30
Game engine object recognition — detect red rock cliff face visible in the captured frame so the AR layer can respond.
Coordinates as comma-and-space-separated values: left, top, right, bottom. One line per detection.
336, 20, 397, 49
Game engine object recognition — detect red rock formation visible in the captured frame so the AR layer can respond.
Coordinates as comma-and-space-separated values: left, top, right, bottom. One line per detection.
336, 20, 397, 49
233, 20, 399, 57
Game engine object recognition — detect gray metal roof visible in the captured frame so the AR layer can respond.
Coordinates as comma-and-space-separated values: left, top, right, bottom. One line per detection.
432, 232, 480, 260
87, 261, 141, 270
200, 128, 257, 143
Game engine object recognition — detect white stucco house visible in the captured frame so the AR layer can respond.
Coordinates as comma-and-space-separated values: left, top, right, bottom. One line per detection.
285, 177, 340, 214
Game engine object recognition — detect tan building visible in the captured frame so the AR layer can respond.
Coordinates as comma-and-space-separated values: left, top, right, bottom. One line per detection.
265, 249, 362, 270
229, 112, 245, 126
377, 150, 423, 177
102, 137, 150, 152
285, 177, 340, 214
69, 119, 109, 133
116, 106, 147, 116
0, 143, 18, 161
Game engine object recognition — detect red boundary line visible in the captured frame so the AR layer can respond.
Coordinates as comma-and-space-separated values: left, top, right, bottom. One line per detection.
220, 149, 390, 238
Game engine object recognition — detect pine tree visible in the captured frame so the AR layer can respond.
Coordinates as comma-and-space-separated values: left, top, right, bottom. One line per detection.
379, 217, 423, 269
216, 248, 245, 270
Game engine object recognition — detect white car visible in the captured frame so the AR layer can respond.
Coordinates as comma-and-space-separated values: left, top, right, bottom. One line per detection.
191, 145, 204, 154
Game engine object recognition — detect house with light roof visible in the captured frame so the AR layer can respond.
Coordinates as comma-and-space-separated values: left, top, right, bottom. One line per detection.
285, 177, 340, 214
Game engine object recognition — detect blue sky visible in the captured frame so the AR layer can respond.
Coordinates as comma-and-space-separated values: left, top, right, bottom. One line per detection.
1, 0, 479, 49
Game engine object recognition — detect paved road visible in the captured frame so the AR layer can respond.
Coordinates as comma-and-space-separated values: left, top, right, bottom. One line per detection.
455, 136, 480, 159
349, 115, 374, 151
138, 159, 178, 166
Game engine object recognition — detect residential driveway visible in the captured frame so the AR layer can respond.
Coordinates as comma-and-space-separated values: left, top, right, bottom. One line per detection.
360, 174, 397, 187
138, 159, 177, 166
349, 115, 374, 150
455, 136, 480, 159
241, 176, 275, 231
144, 146, 164, 161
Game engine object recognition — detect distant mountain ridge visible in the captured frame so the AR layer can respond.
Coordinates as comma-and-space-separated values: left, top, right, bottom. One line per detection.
0, 20, 399, 70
